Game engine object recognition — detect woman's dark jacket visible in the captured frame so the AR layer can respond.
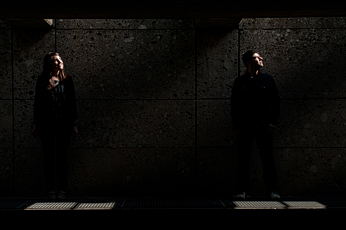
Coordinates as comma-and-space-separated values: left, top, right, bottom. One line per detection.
33, 75, 77, 131
231, 71, 280, 131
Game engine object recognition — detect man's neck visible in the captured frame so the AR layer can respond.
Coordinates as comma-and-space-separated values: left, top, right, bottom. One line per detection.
247, 68, 259, 76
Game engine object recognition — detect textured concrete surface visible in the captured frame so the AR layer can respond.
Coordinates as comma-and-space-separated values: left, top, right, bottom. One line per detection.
56, 29, 195, 100
67, 148, 196, 196
1, 18, 346, 197
197, 29, 238, 98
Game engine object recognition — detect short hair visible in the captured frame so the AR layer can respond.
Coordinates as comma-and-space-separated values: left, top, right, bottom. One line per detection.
242, 50, 257, 68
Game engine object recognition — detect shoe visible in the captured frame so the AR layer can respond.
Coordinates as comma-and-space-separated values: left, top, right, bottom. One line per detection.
234, 191, 246, 200
57, 191, 66, 200
48, 191, 56, 200
270, 191, 281, 200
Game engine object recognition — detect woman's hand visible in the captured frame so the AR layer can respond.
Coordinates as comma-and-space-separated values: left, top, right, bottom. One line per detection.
268, 124, 276, 133
73, 125, 79, 138
31, 124, 38, 137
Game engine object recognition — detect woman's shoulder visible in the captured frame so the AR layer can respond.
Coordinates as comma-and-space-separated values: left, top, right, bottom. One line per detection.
63, 75, 75, 83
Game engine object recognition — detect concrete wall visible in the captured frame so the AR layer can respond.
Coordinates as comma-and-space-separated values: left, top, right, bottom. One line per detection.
1, 18, 346, 197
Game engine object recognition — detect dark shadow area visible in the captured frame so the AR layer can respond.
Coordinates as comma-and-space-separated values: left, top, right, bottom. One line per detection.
3, 18, 346, 198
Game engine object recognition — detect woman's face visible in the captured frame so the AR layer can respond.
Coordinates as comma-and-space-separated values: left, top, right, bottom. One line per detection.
51, 55, 64, 71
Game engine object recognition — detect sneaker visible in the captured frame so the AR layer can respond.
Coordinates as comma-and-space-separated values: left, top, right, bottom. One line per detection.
57, 191, 66, 200
48, 191, 56, 200
270, 191, 281, 200
234, 191, 246, 200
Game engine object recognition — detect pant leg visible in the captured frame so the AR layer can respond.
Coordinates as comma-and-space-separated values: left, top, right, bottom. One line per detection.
236, 130, 255, 193
55, 122, 72, 192
40, 131, 56, 192
256, 128, 278, 192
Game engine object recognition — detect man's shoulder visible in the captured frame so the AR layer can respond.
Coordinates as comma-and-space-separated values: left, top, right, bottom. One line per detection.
258, 71, 272, 77
235, 72, 250, 81
257, 72, 277, 84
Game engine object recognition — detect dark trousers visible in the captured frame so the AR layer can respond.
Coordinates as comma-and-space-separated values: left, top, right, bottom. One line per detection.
39, 120, 72, 192
236, 126, 278, 193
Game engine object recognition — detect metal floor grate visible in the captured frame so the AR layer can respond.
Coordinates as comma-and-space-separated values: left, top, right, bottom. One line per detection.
283, 201, 326, 209
233, 201, 286, 209
25, 202, 78, 210
0, 199, 29, 210
0, 197, 335, 210
74, 202, 116, 210
74, 197, 123, 210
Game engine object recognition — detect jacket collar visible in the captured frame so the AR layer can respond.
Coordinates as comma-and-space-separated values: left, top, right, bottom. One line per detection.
245, 70, 264, 78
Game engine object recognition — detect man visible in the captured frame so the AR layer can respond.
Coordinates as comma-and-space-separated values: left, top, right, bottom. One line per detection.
231, 50, 280, 200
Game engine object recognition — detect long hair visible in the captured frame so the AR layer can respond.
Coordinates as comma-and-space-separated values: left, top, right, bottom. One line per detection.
43, 52, 67, 90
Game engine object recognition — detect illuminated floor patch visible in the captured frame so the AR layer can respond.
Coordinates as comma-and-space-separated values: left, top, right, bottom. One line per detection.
74, 202, 116, 210
25, 202, 77, 210
283, 201, 326, 209
233, 201, 286, 209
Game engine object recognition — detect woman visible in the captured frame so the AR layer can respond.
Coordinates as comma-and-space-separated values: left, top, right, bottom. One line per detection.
32, 52, 78, 200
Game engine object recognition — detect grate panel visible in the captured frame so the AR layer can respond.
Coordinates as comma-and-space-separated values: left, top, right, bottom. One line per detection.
283, 201, 326, 209
233, 201, 286, 209
25, 202, 77, 210
74, 202, 116, 210
73, 197, 124, 210
0, 199, 30, 210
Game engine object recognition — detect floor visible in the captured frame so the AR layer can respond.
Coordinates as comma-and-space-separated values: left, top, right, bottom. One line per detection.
1, 195, 346, 210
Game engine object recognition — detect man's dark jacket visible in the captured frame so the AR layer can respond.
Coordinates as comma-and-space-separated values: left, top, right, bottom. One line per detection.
231, 71, 280, 131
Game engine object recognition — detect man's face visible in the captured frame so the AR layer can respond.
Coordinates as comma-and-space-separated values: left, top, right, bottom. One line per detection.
250, 53, 263, 68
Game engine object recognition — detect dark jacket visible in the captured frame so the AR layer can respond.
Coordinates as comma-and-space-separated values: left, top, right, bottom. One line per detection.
231, 71, 280, 131
33, 75, 77, 131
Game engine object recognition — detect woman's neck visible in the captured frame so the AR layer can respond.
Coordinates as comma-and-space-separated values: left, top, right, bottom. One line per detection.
52, 69, 60, 77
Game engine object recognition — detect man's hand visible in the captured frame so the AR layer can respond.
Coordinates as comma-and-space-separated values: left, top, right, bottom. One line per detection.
268, 124, 276, 133
234, 130, 241, 139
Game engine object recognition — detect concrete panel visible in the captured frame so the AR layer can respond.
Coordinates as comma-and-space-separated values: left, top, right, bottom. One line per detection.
56, 19, 195, 29
0, 20, 11, 29
0, 149, 14, 196
275, 148, 346, 196
67, 148, 196, 196
0, 29, 12, 99
0, 100, 13, 148
197, 29, 237, 99
197, 147, 237, 195
13, 29, 55, 100
74, 100, 195, 148
56, 29, 195, 100
14, 148, 45, 196
240, 28, 346, 98
197, 99, 233, 147
276, 99, 346, 148
205, 147, 346, 196
14, 100, 40, 149
240, 17, 346, 29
